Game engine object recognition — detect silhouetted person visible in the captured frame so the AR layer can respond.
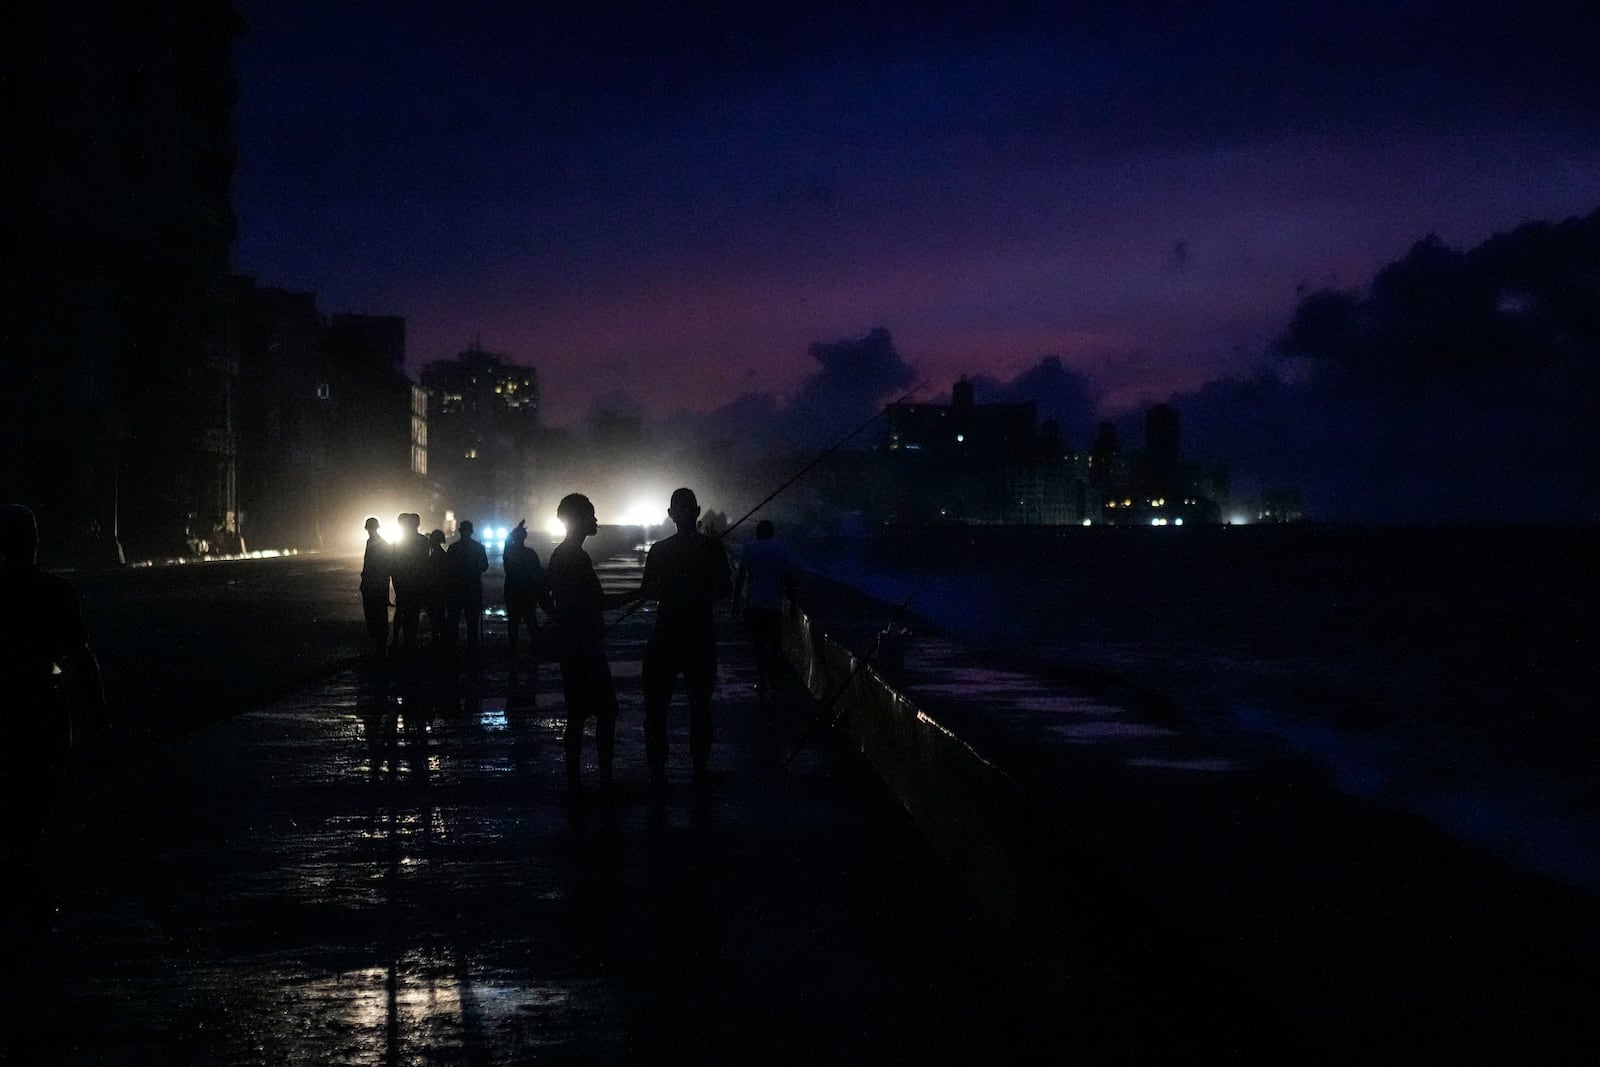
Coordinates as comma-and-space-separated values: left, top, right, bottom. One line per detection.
547, 494, 628, 793
640, 488, 732, 786
502, 520, 554, 660
445, 521, 489, 657
390, 513, 429, 654
359, 517, 391, 661
1, 504, 108, 937
732, 519, 794, 700
424, 529, 450, 646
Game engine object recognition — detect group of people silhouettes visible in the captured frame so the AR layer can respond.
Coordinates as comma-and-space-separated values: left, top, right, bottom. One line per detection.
361, 488, 792, 793
360, 513, 512, 661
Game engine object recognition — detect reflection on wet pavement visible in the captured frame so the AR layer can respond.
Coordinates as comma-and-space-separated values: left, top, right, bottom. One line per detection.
4, 555, 1043, 1064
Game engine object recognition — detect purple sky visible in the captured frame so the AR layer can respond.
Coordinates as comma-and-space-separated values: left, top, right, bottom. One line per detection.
233, 2, 1600, 428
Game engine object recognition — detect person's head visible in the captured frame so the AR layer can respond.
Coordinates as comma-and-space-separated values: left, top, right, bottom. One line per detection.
668, 487, 700, 530
364, 516, 380, 537
0, 504, 40, 565
428, 529, 445, 547
401, 513, 421, 532
510, 520, 528, 543
459, 520, 475, 538
756, 519, 775, 541
557, 493, 598, 538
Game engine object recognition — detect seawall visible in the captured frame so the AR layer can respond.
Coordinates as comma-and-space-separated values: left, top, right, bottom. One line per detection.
780, 582, 1600, 1060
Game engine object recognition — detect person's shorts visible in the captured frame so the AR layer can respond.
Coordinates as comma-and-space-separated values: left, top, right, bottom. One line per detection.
558, 653, 619, 720
643, 641, 717, 704
742, 607, 782, 645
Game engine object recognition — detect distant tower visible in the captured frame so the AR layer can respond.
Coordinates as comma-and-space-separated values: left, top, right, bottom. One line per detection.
1145, 403, 1181, 497
952, 378, 975, 409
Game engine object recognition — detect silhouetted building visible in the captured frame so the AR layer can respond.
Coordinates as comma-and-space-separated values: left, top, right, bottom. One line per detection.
420, 344, 539, 520
232, 278, 329, 549
886, 378, 1039, 466
879, 379, 1081, 525
1099, 404, 1227, 525
1259, 489, 1305, 524
3, 2, 247, 562
232, 285, 428, 549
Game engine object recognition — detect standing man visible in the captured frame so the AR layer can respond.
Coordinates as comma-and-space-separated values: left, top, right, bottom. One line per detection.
732, 519, 794, 700
390, 513, 429, 655
1, 504, 108, 936
502, 520, 554, 661
445, 520, 490, 657
359, 517, 391, 662
424, 529, 450, 648
547, 494, 627, 793
640, 488, 731, 787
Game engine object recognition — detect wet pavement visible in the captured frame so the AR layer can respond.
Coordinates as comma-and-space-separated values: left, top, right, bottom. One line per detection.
5, 556, 1045, 1065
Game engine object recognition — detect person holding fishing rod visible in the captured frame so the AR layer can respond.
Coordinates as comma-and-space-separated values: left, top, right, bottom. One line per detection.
639, 488, 732, 789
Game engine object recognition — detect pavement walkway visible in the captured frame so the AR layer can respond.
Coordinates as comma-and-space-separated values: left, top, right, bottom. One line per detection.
3, 555, 1044, 1065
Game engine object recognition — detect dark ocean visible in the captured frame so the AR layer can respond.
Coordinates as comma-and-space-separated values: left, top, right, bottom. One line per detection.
792, 525, 1600, 893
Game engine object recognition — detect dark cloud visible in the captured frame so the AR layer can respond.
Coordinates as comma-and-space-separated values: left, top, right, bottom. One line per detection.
781, 327, 919, 448
1173, 209, 1600, 522
675, 327, 916, 460
968, 356, 1102, 442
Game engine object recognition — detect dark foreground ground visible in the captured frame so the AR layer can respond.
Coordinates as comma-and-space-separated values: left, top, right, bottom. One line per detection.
4, 554, 1051, 1064
17, 546, 1598, 1061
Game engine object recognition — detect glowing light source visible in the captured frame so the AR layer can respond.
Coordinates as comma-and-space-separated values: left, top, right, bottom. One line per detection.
546, 516, 567, 537
617, 499, 663, 527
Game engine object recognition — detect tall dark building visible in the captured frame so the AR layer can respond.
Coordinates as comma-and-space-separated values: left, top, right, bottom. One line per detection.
232, 288, 429, 550
419, 345, 539, 520
3, 2, 247, 561
1143, 403, 1181, 498
881, 379, 1079, 525
231, 278, 329, 549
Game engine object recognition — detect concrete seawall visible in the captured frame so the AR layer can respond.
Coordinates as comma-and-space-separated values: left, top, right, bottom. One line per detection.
780, 599, 1292, 1058
781, 592, 1600, 1060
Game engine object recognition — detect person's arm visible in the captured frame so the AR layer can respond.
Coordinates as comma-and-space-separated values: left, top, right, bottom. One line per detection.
529, 555, 556, 616
638, 549, 660, 603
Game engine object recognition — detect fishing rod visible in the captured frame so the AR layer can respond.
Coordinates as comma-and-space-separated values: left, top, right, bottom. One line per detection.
780, 589, 917, 770
719, 380, 927, 541
595, 380, 928, 637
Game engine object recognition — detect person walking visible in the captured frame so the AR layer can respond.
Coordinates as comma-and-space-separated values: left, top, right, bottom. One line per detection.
639, 488, 731, 787
445, 520, 489, 657
732, 519, 794, 700
502, 520, 554, 661
359, 517, 391, 662
547, 494, 628, 793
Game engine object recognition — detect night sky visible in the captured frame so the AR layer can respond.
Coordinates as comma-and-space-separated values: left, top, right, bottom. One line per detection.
233, 2, 1600, 519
